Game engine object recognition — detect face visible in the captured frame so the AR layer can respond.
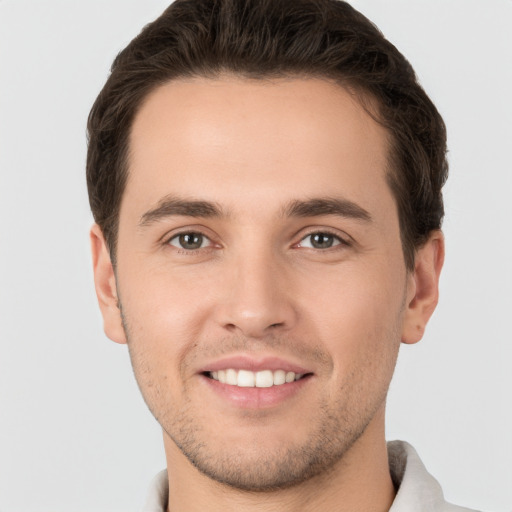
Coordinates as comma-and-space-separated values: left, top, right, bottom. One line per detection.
92, 77, 440, 491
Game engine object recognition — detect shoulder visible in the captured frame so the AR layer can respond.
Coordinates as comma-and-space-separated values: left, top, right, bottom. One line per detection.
140, 469, 168, 512
388, 440, 481, 512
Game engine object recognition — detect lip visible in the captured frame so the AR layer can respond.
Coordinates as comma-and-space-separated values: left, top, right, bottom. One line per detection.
198, 355, 312, 375
201, 372, 312, 409
197, 354, 314, 409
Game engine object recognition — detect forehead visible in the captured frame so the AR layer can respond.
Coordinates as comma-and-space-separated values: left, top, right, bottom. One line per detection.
123, 76, 394, 224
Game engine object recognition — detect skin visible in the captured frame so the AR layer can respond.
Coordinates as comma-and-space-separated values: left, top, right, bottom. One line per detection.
91, 76, 444, 512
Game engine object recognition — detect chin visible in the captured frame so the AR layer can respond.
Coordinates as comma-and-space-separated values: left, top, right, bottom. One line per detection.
166, 408, 372, 492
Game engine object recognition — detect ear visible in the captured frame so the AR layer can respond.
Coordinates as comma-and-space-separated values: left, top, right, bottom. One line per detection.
402, 230, 445, 344
90, 224, 127, 344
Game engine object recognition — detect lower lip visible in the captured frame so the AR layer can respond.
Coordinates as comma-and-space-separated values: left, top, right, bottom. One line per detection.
201, 374, 312, 409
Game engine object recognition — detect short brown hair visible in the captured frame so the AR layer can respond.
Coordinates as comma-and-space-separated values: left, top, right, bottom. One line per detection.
87, 0, 447, 270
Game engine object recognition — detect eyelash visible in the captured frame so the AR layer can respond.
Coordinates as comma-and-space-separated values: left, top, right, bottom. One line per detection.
166, 231, 214, 252
296, 230, 350, 250
164, 229, 351, 253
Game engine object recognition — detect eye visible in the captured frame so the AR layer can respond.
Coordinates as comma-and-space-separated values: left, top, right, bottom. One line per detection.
298, 232, 343, 249
168, 232, 211, 250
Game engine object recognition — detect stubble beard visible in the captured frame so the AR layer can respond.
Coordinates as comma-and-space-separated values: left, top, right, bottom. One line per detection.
164, 389, 381, 492
121, 308, 401, 493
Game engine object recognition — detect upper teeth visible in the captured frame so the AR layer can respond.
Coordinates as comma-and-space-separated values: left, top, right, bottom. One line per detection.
210, 369, 303, 388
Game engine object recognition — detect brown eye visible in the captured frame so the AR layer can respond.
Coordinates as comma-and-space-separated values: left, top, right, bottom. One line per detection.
168, 232, 208, 250
300, 232, 342, 249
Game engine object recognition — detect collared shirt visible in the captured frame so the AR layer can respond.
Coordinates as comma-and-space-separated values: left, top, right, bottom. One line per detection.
141, 440, 479, 512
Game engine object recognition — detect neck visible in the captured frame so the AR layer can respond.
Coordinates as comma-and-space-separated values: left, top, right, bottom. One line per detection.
162, 409, 395, 512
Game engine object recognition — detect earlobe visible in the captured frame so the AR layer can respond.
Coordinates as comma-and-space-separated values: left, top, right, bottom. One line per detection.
402, 231, 445, 345
90, 224, 127, 344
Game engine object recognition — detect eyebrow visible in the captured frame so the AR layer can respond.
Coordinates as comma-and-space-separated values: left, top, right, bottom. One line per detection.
282, 197, 372, 222
138, 196, 226, 227
138, 195, 372, 227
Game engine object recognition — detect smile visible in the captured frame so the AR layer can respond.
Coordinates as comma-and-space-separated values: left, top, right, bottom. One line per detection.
208, 369, 305, 388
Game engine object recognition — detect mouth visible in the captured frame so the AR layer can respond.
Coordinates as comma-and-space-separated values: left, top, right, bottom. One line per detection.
204, 369, 310, 388
198, 355, 315, 408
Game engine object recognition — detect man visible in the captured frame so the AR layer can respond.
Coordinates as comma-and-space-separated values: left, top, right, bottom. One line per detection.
87, 0, 477, 510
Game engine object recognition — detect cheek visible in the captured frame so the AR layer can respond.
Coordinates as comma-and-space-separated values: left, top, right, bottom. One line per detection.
117, 257, 229, 387
301, 264, 405, 377
120, 258, 215, 330
118, 274, 201, 422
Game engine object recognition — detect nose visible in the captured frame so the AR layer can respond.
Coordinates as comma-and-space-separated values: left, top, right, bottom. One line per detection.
216, 249, 298, 339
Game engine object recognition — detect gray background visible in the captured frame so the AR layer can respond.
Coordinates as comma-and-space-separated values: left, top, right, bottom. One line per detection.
1, 0, 511, 510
